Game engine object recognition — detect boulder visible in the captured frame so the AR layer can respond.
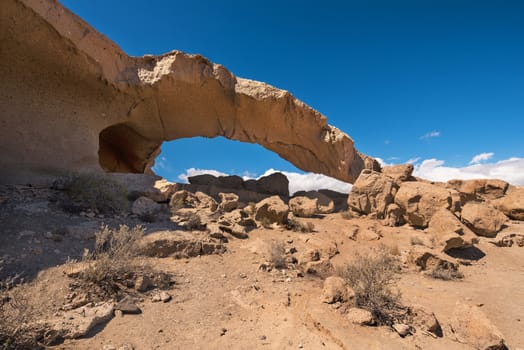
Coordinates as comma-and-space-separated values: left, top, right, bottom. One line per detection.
255, 196, 289, 225
347, 170, 398, 219
289, 196, 318, 217
447, 179, 509, 203
321, 276, 355, 304
131, 196, 163, 217
345, 308, 375, 326
384, 203, 403, 227
428, 208, 478, 251
450, 303, 507, 350
217, 175, 244, 189
492, 186, 524, 221
407, 304, 442, 337
492, 233, 524, 247
256, 172, 289, 197
408, 248, 460, 276
395, 181, 457, 228
294, 190, 336, 213
381, 164, 414, 182
218, 192, 240, 212
0, 0, 374, 185
461, 202, 507, 237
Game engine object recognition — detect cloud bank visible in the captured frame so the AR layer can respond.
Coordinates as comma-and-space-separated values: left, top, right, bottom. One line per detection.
413, 157, 524, 185
419, 130, 441, 140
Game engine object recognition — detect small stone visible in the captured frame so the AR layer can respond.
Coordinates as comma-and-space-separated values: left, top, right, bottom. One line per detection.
160, 291, 172, 303
239, 273, 247, 279
260, 335, 267, 340
114, 310, 123, 317
134, 275, 153, 292
220, 328, 227, 336
345, 307, 375, 326
392, 323, 411, 337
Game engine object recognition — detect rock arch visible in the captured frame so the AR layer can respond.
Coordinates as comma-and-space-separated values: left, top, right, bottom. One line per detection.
0, 0, 378, 184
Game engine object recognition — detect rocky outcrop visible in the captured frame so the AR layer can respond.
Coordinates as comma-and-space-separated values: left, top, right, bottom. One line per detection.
381, 164, 415, 183
447, 179, 509, 203
492, 186, 524, 221
0, 0, 375, 185
428, 208, 478, 251
289, 196, 318, 217
255, 196, 289, 225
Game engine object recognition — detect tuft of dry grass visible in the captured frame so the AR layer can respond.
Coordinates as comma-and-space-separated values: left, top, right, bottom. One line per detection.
337, 248, 405, 326
429, 265, 464, 281
269, 241, 287, 269
286, 218, 315, 233
182, 213, 205, 231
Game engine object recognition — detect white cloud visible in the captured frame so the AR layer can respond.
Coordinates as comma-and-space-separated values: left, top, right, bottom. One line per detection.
469, 152, 494, 164
406, 157, 421, 164
176, 168, 352, 194
419, 131, 441, 140
261, 169, 352, 194
177, 168, 229, 183
413, 157, 524, 185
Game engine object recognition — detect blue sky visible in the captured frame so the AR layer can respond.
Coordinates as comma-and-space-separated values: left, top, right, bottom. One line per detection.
61, 0, 524, 190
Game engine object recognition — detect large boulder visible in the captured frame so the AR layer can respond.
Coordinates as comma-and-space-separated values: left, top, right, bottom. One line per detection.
492, 186, 524, 221
293, 190, 337, 213
169, 190, 217, 212
461, 202, 507, 237
255, 196, 289, 225
447, 178, 509, 203
450, 303, 507, 350
347, 170, 398, 219
289, 196, 318, 217
428, 208, 478, 251
381, 164, 414, 182
131, 196, 164, 217
395, 181, 457, 228
256, 172, 289, 197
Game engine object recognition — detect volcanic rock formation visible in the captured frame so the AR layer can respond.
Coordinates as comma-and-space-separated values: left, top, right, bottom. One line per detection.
0, 0, 377, 184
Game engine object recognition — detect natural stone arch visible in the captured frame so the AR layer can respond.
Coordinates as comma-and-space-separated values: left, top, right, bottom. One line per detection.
0, 0, 378, 184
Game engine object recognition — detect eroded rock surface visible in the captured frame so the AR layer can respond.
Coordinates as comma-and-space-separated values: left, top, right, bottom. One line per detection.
0, 0, 375, 185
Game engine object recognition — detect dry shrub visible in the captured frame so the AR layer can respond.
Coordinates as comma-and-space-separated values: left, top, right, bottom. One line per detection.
287, 217, 315, 233
61, 173, 128, 214
80, 225, 145, 297
429, 265, 464, 281
181, 212, 205, 231
410, 236, 425, 246
341, 210, 354, 220
0, 289, 42, 350
269, 241, 287, 269
337, 248, 405, 325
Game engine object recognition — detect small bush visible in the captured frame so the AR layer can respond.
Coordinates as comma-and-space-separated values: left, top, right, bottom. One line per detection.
80, 225, 144, 296
429, 265, 464, 281
341, 211, 354, 220
410, 236, 425, 246
181, 213, 205, 231
269, 241, 287, 269
61, 173, 128, 214
337, 249, 405, 326
0, 289, 42, 350
287, 218, 315, 233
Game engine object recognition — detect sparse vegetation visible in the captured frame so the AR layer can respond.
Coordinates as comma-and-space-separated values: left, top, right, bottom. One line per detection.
61, 173, 129, 214
410, 236, 425, 246
287, 217, 315, 233
261, 217, 273, 229
341, 210, 355, 220
337, 248, 405, 326
181, 212, 205, 231
79, 225, 145, 297
429, 264, 464, 281
269, 241, 287, 269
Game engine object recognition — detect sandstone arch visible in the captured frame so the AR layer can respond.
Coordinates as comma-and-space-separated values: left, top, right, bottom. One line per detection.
0, 0, 378, 184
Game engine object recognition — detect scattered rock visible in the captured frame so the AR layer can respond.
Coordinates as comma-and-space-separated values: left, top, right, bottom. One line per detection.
450, 303, 507, 350
461, 202, 507, 237
321, 276, 355, 304
152, 291, 172, 303
345, 307, 375, 326
289, 196, 318, 217
492, 233, 524, 247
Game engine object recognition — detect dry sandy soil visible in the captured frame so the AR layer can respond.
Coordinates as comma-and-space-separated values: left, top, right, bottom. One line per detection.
0, 183, 523, 350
